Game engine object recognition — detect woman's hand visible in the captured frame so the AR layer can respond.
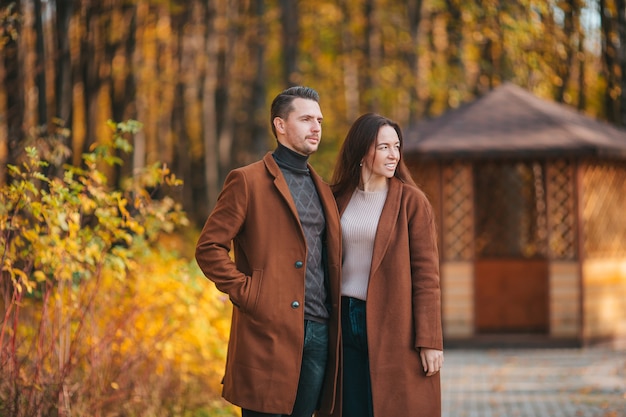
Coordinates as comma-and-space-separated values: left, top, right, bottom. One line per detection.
419, 347, 444, 376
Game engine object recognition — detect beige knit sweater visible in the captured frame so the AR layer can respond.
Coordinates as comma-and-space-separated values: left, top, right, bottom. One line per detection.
340, 188, 388, 300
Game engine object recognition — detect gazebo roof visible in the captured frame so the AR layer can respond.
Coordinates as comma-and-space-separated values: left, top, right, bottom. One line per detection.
404, 82, 626, 160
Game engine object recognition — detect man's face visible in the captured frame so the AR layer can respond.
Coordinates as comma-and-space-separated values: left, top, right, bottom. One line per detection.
273, 98, 323, 156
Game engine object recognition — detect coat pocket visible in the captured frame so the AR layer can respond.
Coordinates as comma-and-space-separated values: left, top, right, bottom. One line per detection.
244, 268, 263, 315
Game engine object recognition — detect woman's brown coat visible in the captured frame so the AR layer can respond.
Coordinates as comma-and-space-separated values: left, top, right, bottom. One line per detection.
195, 153, 342, 415
324, 176, 443, 417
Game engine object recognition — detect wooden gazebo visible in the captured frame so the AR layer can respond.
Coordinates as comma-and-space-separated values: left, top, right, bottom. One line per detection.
404, 83, 626, 347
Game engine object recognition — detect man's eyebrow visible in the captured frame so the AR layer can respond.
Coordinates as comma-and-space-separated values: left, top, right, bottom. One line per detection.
300, 114, 323, 120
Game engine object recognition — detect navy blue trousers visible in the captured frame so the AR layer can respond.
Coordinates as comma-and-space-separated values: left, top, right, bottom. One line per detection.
341, 296, 374, 417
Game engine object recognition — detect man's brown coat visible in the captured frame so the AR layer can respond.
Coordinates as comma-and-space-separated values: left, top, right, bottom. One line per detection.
195, 153, 342, 415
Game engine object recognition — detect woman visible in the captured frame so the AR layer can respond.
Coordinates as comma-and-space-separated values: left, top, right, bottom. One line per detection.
330, 113, 443, 417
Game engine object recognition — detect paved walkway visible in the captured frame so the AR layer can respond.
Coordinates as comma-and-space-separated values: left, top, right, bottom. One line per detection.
442, 348, 626, 417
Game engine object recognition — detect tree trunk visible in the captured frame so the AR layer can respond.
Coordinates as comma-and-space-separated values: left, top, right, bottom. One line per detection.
109, 2, 137, 183
364, 0, 381, 111
3, 0, 25, 178
155, 5, 175, 167
132, 0, 148, 171
250, 0, 269, 158
472, 0, 504, 96
0, 47, 6, 186
577, 26, 586, 111
422, 8, 437, 117
554, 0, 582, 103
599, 0, 620, 123
280, 0, 298, 85
0, 1, 23, 185
339, 0, 360, 121
82, 1, 103, 153
616, 0, 626, 126
444, 0, 464, 107
216, 0, 236, 179
170, 2, 192, 221
55, 0, 73, 127
110, 3, 136, 124
406, 0, 423, 124
203, 0, 220, 212
33, 0, 47, 125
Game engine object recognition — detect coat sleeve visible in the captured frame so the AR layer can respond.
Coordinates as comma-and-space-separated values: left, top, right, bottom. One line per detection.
195, 169, 254, 312
407, 187, 443, 351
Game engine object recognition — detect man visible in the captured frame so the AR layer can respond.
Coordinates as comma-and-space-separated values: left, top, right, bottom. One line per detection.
195, 86, 342, 417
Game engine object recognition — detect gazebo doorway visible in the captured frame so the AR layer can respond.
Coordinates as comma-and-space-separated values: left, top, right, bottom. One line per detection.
473, 160, 549, 334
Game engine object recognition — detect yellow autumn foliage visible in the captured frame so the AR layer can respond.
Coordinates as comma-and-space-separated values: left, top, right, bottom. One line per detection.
0, 121, 238, 417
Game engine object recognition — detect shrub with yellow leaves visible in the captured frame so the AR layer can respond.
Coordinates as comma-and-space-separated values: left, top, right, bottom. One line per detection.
0, 121, 237, 417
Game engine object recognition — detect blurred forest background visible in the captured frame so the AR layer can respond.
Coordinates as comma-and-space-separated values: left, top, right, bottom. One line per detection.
1, 0, 626, 416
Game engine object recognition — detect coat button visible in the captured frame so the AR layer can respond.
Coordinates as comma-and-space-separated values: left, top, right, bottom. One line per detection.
294, 261, 303, 269
291, 301, 300, 309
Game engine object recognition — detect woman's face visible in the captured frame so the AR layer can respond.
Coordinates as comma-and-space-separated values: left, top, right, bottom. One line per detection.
361, 125, 400, 187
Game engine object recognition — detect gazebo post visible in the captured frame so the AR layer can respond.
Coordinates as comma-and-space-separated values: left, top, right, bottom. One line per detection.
575, 160, 585, 346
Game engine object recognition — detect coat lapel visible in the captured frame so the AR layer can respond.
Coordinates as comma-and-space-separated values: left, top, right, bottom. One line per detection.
263, 153, 301, 223
336, 178, 403, 279
310, 167, 339, 229
369, 178, 402, 277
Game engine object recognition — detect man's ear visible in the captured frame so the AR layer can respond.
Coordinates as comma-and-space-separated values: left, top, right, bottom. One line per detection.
273, 117, 285, 134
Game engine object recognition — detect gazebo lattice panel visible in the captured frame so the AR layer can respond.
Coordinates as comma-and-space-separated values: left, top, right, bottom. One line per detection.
474, 161, 548, 258
442, 163, 473, 261
410, 160, 441, 218
582, 161, 626, 258
546, 159, 578, 260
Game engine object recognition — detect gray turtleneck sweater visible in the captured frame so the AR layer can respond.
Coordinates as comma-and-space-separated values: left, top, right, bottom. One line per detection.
273, 143, 329, 322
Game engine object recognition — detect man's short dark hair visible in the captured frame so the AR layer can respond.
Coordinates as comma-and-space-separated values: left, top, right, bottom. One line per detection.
270, 86, 320, 138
